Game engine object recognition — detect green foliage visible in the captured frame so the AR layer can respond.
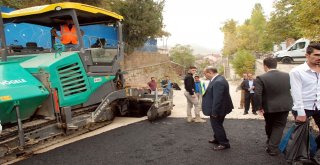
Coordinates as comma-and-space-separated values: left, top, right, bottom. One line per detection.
218, 65, 224, 76
292, 0, 320, 40
236, 23, 256, 51
238, 3, 269, 52
220, 2, 320, 55
197, 58, 211, 75
231, 50, 256, 77
265, 0, 320, 43
221, 19, 238, 56
250, 4, 266, 34
265, 0, 301, 44
169, 44, 195, 67
250, 3, 271, 52
221, 3, 270, 57
117, 0, 164, 54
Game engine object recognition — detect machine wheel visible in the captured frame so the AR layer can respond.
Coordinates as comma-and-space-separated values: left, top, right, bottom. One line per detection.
281, 57, 293, 64
147, 106, 158, 121
166, 110, 171, 116
164, 106, 173, 117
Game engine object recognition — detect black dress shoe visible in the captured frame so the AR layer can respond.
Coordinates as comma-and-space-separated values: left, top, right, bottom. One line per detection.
266, 139, 269, 145
265, 147, 279, 156
253, 112, 258, 115
243, 112, 248, 115
208, 139, 219, 144
213, 144, 230, 151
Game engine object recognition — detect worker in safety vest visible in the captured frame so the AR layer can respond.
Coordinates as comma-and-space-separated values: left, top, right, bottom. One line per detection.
194, 75, 206, 110
51, 19, 83, 45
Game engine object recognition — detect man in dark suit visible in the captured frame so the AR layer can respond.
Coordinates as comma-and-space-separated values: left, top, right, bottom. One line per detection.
202, 66, 233, 151
238, 73, 247, 109
254, 57, 293, 156
241, 73, 257, 115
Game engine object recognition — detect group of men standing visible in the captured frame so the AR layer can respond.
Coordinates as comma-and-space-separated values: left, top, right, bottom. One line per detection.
247, 43, 320, 157
254, 42, 320, 158
183, 66, 206, 123
147, 76, 172, 95
182, 43, 320, 159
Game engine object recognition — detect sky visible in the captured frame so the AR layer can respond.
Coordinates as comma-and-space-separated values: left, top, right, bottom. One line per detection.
159, 0, 274, 54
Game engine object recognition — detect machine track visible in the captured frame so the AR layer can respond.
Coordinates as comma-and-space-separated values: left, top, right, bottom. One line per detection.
0, 105, 98, 142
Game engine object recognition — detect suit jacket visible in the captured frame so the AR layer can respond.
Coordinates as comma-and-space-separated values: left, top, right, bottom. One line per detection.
253, 70, 293, 113
241, 79, 256, 93
202, 75, 233, 116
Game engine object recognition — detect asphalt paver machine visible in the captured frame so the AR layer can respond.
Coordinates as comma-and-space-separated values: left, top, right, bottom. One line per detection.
0, 2, 172, 161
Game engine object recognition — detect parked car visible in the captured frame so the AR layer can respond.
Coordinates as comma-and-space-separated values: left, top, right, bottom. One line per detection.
273, 38, 309, 64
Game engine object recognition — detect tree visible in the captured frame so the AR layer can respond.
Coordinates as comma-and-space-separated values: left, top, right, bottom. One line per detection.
231, 50, 256, 77
293, 0, 320, 40
169, 44, 195, 67
236, 3, 269, 52
197, 58, 211, 76
221, 19, 238, 56
236, 21, 256, 51
250, 4, 266, 34
218, 65, 224, 76
265, 0, 301, 44
221, 3, 271, 55
117, 0, 165, 53
250, 3, 271, 52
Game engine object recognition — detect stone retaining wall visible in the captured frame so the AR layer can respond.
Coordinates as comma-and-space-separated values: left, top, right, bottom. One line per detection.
123, 52, 184, 88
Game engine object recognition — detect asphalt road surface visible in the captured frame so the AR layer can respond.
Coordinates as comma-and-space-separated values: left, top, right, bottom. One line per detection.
9, 61, 301, 165
14, 118, 290, 165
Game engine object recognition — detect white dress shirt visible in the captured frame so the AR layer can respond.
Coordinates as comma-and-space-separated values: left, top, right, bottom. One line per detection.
290, 62, 320, 116
204, 74, 218, 95
248, 80, 254, 93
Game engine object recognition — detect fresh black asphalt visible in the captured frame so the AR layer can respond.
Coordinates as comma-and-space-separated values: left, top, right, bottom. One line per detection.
15, 118, 290, 165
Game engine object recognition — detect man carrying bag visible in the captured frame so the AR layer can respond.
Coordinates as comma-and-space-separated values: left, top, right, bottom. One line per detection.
280, 119, 318, 164
287, 43, 320, 164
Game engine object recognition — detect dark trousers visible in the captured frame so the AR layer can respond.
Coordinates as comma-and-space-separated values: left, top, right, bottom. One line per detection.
210, 115, 230, 147
245, 93, 255, 113
292, 110, 320, 129
263, 111, 289, 151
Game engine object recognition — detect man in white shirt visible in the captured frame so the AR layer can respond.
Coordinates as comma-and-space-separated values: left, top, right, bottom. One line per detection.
290, 43, 320, 135
241, 73, 257, 115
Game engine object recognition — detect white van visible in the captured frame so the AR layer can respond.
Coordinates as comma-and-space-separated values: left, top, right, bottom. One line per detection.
273, 38, 309, 64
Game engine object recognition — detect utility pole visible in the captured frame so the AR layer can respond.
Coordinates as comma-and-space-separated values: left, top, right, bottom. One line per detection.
223, 56, 230, 79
